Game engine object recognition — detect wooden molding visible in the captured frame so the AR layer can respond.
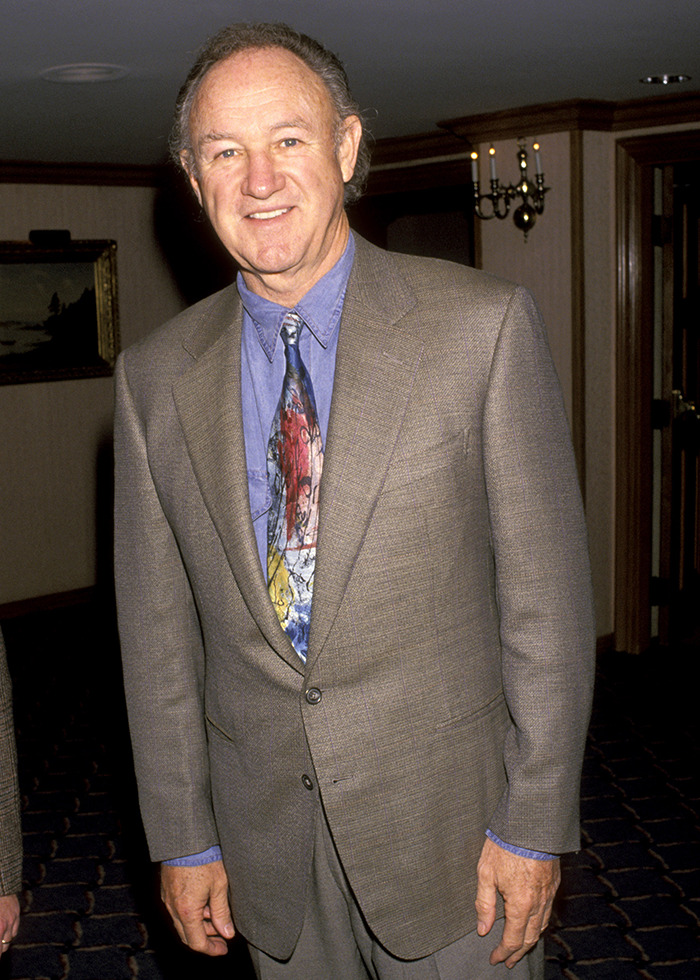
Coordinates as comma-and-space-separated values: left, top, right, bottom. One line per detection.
615, 140, 654, 655
438, 91, 700, 144
0, 160, 167, 186
570, 130, 586, 496
612, 91, 700, 131
366, 131, 474, 196
596, 633, 614, 657
0, 587, 97, 620
613, 130, 700, 654
440, 99, 617, 143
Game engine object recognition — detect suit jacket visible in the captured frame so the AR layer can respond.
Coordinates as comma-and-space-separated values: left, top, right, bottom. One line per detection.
114, 235, 595, 960
0, 629, 22, 897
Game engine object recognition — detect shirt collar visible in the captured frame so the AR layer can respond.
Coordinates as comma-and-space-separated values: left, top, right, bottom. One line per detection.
237, 234, 355, 362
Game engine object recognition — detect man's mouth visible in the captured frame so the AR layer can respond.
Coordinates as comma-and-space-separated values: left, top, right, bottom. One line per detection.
247, 208, 291, 220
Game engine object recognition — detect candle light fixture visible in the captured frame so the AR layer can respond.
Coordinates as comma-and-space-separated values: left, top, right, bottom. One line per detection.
470, 139, 549, 240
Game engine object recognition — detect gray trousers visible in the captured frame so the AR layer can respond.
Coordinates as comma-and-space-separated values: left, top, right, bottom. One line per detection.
248, 809, 544, 980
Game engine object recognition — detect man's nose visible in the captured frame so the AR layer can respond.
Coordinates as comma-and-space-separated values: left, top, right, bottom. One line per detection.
242, 151, 284, 198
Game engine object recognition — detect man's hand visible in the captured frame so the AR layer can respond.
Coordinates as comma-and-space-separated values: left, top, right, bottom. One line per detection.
475, 837, 560, 968
0, 894, 20, 954
160, 860, 234, 956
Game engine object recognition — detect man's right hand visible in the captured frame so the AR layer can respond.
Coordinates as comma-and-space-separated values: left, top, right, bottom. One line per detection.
160, 860, 234, 956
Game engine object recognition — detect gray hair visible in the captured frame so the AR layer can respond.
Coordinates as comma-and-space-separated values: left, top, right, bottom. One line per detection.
170, 22, 370, 205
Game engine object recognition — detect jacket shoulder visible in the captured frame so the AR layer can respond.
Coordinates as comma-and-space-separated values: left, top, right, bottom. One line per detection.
352, 234, 525, 313
120, 283, 240, 369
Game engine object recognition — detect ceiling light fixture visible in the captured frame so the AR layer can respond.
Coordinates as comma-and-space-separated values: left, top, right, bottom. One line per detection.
640, 73, 691, 85
40, 63, 131, 83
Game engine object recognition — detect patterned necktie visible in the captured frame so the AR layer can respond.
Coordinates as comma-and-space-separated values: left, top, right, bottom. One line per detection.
267, 312, 324, 662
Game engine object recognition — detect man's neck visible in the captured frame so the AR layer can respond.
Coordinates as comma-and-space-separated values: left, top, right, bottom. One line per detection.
239, 222, 351, 308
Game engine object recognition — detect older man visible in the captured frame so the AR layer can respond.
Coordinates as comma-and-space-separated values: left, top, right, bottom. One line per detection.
114, 22, 595, 979
0, 629, 21, 954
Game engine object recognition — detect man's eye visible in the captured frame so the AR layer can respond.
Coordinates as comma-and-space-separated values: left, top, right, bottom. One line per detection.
281, 138, 299, 148
220, 148, 238, 158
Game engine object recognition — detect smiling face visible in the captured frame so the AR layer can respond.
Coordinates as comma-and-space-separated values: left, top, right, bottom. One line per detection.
182, 46, 362, 306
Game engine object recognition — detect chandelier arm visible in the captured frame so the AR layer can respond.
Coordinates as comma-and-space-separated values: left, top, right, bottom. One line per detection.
470, 142, 549, 238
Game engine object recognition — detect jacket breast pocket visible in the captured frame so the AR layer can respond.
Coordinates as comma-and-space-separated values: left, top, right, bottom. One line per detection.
380, 427, 471, 495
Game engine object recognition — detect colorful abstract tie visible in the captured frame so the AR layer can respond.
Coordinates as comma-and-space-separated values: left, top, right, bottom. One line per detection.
267, 313, 324, 662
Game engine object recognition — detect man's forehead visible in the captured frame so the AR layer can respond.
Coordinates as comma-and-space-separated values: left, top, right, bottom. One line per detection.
199, 45, 328, 102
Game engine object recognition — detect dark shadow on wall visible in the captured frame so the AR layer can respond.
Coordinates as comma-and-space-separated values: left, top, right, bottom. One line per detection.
153, 164, 237, 307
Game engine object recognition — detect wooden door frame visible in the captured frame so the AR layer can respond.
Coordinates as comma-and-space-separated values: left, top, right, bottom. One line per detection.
615, 129, 700, 654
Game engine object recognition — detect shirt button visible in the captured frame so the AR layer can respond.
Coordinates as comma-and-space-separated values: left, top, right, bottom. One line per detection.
305, 687, 322, 704
301, 774, 314, 791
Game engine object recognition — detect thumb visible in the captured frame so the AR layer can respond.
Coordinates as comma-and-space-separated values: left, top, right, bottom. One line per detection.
475, 860, 498, 937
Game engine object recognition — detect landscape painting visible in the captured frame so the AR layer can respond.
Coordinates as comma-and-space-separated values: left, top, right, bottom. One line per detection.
0, 240, 119, 385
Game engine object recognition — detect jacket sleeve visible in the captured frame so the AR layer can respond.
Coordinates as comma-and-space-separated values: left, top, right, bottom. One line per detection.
0, 629, 22, 896
114, 353, 219, 862
482, 286, 596, 854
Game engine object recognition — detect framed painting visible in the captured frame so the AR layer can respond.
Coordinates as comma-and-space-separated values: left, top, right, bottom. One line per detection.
0, 239, 119, 385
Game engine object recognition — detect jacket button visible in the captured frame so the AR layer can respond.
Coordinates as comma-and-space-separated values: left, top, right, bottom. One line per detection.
301, 774, 314, 791
305, 687, 322, 704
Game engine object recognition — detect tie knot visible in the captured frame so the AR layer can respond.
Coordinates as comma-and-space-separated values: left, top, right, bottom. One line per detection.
280, 312, 303, 348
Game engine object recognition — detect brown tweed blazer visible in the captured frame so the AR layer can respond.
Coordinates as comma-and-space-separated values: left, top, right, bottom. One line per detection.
115, 235, 595, 960
0, 629, 22, 897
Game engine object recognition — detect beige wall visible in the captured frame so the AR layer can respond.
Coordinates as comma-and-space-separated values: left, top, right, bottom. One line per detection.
474, 130, 615, 635
581, 130, 617, 641
0, 183, 185, 605
476, 132, 574, 416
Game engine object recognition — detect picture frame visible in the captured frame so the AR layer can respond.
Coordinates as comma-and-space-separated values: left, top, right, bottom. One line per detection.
0, 239, 119, 385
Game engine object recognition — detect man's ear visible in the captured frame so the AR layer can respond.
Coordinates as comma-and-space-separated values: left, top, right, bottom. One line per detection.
337, 115, 363, 184
180, 151, 203, 206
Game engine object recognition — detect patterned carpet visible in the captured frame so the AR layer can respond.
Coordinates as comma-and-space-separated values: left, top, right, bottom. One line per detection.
1, 604, 698, 980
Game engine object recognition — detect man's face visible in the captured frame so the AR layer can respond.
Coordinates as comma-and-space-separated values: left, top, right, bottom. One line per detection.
183, 46, 362, 305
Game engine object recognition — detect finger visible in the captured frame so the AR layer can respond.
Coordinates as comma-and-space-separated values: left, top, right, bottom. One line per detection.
474, 874, 498, 937
208, 893, 236, 941
488, 908, 529, 965
491, 905, 546, 968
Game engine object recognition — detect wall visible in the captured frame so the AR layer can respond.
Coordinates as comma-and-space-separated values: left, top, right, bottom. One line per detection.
473, 130, 613, 634
0, 183, 185, 606
475, 132, 574, 416
580, 130, 617, 641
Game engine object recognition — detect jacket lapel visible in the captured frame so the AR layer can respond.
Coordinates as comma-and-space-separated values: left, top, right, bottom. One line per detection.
308, 241, 424, 665
172, 289, 303, 673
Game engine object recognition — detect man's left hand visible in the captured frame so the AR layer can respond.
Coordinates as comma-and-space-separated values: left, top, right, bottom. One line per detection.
475, 836, 560, 968
0, 894, 20, 954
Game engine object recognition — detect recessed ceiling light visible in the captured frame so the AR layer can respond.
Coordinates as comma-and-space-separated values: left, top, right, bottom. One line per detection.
640, 73, 692, 85
40, 63, 131, 83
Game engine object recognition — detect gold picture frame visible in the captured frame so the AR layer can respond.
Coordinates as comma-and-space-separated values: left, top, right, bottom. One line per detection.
0, 239, 119, 385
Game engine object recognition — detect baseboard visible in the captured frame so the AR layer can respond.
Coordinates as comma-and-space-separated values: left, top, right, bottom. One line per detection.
596, 633, 614, 656
0, 586, 98, 620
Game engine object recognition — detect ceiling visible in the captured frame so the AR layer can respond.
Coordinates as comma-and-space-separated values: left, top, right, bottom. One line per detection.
3, 0, 700, 168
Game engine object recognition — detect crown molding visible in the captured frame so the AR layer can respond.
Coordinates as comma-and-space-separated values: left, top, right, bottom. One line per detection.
438, 91, 700, 144
0, 160, 166, 186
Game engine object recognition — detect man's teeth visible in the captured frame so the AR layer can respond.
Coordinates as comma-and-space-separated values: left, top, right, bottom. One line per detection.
249, 209, 290, 220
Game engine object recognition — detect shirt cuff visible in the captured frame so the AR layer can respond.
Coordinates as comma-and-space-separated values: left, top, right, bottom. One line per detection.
162, 845, 223, 867
485, 828, 557, 861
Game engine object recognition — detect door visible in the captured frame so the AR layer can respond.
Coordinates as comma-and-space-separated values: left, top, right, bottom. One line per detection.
656, 161, 700, 646
615, 131, 700, 655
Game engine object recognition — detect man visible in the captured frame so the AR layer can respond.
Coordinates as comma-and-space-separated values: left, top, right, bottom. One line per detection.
0, 629, 22, 953
114, 22, 595, 979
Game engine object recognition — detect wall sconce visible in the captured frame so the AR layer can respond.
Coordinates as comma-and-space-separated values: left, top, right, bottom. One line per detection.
470, 139, 549, 240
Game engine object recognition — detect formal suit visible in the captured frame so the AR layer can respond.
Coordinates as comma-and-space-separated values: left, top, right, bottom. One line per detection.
114, 234, 595, 961
0, 629, 22, 899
